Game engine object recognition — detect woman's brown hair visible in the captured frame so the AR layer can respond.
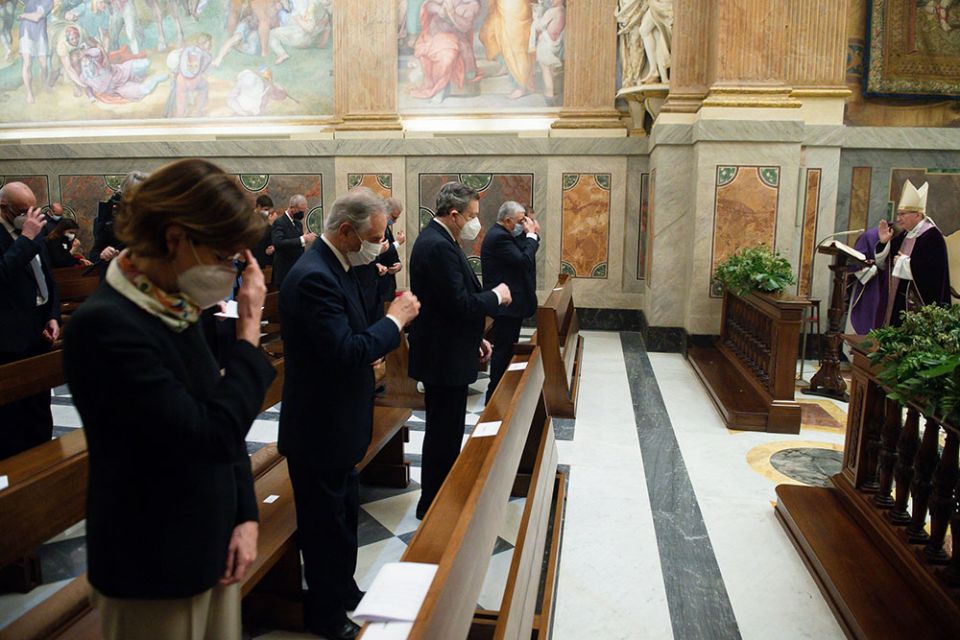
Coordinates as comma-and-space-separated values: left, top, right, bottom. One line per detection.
114, 159, 266, 258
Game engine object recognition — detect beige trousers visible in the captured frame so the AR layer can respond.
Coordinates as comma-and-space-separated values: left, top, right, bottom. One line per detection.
91, 583, 241, 640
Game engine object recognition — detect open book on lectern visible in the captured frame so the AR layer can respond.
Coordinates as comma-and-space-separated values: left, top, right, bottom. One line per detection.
819, 239, 868, 264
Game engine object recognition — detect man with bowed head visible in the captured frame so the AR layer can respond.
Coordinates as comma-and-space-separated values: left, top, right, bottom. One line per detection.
271, 193, 317, 287
408, 181, 513, 520
0, 181, 60, 460
278, 188, 420, 640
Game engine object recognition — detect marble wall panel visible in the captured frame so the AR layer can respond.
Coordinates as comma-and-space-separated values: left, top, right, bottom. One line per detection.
347, 174, 394, 199
848, 166, 872, 232
58, 173, 324, 253
798, 168, 822, 298
560, 173, 611, 279
710, 166, 781, 297
0, 176, 50, 208
638, 172, 650, 281
57, 176, 116, 252
620, 154, 647, 297
836, 149, 960, 233
645, 142, 696, 328
418, 173, 534, 278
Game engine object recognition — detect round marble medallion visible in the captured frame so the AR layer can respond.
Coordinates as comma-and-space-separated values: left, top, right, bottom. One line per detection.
769, 447, 843, 487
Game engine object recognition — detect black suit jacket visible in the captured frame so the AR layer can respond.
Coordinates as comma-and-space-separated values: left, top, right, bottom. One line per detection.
278, 240, 400, 467
63, 285, 275, 598
88, 197, 123, 262
252, 226, 273, 267
0, 226, 61, 355
376, 223, 400, 302
480, 223, 539, 319
408, 220, 500, 386
271, 214, 304, 286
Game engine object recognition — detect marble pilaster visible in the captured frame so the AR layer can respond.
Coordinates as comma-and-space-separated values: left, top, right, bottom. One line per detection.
662, 0, 711, 114
332, 0, 400, 130
551, 0, 623, 131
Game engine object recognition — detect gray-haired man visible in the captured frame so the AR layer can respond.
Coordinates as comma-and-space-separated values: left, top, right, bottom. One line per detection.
278, 188, 420, 640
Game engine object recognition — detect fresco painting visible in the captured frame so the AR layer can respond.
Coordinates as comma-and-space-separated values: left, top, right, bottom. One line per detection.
398, 0, 566, 113
0, 0, 333, 124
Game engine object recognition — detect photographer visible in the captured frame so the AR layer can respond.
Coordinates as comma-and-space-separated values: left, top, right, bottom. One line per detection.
88, 171, 148, 269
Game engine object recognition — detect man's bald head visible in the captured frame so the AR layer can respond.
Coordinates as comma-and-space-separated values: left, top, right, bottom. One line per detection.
0, 182, 37, 224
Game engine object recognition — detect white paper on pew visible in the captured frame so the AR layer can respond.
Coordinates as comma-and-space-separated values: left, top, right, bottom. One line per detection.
361, 621, 414, 640
263, 494, 279, 504
507, 362, 527, 371
214, 300, 239, 319
352, 562, 438, 623
472, 421, 502, 438
0, 475, 8, 491
552, 286, 563, 291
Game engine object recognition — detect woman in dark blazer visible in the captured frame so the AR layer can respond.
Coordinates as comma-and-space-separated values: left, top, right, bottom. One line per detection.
63, 159, 276, 640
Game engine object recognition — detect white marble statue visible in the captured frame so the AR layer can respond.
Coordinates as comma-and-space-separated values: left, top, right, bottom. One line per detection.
616, 0, 673, 86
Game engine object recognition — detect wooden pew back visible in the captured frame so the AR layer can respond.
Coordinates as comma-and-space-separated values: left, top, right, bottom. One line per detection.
532, 274, 583, 419
375, 349, 546, 639
0, 350, 64, 406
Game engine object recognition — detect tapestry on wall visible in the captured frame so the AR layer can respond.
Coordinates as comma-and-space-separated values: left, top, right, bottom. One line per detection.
0, 0, 333, 126
399, 0, 566, 114
865, 0, 960, 97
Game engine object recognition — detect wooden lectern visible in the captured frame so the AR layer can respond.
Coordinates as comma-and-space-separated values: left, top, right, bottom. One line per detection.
804, 242, 870, 401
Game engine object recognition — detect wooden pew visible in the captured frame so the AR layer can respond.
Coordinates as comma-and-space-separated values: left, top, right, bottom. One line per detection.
521, 273, 584, 419
360, 347, 565, 639
50, 268, 101, 328
0, 445, 299, 640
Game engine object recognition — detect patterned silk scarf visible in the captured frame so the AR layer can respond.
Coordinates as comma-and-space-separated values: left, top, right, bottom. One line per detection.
105, 250, 201, 332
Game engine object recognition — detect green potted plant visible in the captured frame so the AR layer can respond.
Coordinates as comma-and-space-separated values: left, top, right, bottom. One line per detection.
865, 304, 960, 426
712, 245, 796, 297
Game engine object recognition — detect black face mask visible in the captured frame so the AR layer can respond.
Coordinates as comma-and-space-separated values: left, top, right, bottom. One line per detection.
293, 210, 305, 221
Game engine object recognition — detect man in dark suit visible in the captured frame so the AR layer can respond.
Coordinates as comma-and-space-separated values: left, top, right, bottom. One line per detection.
271, 194, 317, 287
0, 182, 61, 460
278, 188, 420, 640
375, 197, 406, 304
41, 202, 64, 236
481, 201, 540, 404
408, 181, 512, 519
251, 194, 277, 267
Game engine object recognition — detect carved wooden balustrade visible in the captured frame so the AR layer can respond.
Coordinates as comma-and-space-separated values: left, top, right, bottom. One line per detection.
776, 337, 960, 638
688, 289, 809, 433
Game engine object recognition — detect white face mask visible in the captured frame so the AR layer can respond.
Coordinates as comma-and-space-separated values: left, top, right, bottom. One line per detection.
65, 233, 76, 242
12, 214, 26, 231
348, 239, 382, 266
176, 239, 237, 309
460, 215, 482, 241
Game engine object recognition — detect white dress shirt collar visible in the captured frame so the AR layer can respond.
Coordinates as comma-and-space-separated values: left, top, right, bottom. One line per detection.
320, 234, 350, 272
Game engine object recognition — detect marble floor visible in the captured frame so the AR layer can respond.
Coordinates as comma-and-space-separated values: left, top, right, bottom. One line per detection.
0, 330, 854, 639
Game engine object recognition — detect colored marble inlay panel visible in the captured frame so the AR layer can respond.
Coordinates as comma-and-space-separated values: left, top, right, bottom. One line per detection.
710, 166, 780, 297
637, 172, 649, 281
889, 168, 960, 236
418, 173, 534, 275
848, 167, 872, 232
0, 176, 50, 210
60, 174, 324, 253
58, 176, 114, 255
348, 174, 393, 199
561, 173, 610, 279
798, 169, 822, 298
